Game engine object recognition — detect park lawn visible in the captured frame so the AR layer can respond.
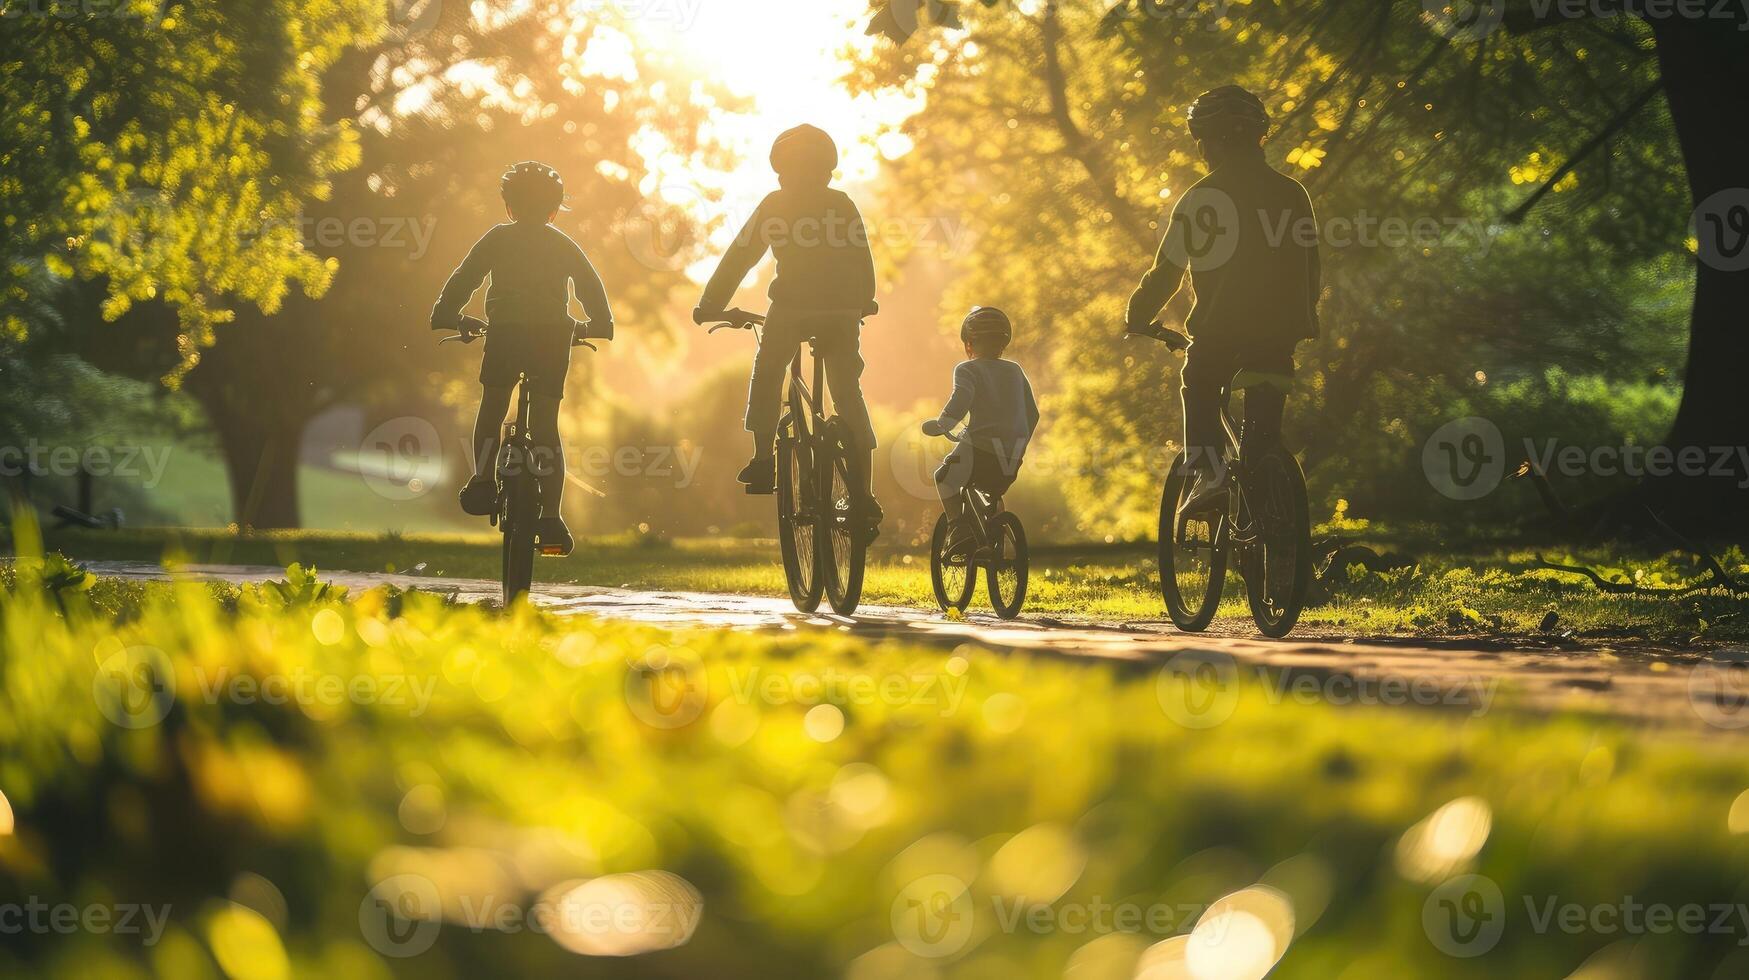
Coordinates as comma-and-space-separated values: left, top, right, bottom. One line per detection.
23, 526, 1749, 644
4, 555, 1749, 978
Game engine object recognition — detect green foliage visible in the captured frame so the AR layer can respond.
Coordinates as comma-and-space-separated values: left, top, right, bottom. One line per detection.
243, 562, 349, 609
0, 0, 382, 371
4, 560, 1749, 975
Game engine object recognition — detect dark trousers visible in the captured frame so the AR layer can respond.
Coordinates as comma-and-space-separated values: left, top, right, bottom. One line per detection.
1181, 342, 1294, 472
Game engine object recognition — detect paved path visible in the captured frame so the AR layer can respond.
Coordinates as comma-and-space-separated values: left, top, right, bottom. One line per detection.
87, 561, 1749, 734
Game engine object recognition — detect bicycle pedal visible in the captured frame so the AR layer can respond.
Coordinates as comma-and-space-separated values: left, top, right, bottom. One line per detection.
538, 545, 570, 557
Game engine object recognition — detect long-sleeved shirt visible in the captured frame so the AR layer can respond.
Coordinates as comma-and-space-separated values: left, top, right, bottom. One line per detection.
697, 182, 878, 315
932, 357, 1040, 466
430, 221, 613, 330
1127, 156, 1320, 351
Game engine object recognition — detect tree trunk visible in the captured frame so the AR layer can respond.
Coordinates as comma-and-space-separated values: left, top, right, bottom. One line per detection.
1645, 15, 1749, 532
205, 405, 304, 529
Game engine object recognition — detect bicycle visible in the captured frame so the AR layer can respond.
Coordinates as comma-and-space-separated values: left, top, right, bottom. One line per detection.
439, 315, 595, 605
700, 307, 869, 616
1137, 323, 1312, 637
926, 430, 1030, 619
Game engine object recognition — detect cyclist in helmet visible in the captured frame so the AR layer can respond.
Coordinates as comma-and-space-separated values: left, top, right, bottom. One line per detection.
431, 160, 615, 556
693, 124, 884, 535
921, 307, 1040, 554
1125, 85, 1321, 512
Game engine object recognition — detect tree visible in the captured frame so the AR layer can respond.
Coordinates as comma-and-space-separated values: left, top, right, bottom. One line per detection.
53, 2, 723, 527
851, 0, 1729, 533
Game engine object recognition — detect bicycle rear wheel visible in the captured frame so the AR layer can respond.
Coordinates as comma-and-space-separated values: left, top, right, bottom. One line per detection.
1239, 446, 1312, 638
821, 426, 866, 616
777, 427, 825, 613
985, 511, 1028, 620
1158, 453, 1227, 632
929, 514, 976, 612
500, 466, 537, 605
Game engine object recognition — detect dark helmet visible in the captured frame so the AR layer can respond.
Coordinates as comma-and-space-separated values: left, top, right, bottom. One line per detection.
769, 124, 839, 177
961, 306, 1012, 346
1187, 86, 1270, 144
500, 161, 567, 216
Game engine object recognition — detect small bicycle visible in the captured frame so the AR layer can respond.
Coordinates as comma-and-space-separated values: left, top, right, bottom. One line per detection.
927, 430, 1029, 620
1137, 323, 1312, 637
702, 307, 869, 616
439, 315, 595, 605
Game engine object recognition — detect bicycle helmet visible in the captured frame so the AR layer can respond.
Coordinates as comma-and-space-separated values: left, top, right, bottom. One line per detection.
961, 306, 1013, 346
1187, 86, 1270, 144
770, 125, 839, 178
500, 161, 567, 217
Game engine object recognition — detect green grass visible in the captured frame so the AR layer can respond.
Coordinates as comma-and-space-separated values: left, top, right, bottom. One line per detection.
24, 526, 1749, 643
5, 550, 1749, 978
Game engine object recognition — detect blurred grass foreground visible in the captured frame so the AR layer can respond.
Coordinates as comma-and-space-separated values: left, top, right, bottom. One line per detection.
6, 546, 1749, 976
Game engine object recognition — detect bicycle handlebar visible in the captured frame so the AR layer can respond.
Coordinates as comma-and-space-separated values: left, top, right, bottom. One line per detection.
1130, 320, 1191, 353
698, 307, 767, 333
435, 315, 601, 350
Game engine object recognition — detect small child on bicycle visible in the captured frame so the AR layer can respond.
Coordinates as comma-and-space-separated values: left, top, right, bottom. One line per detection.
430, 161, 615, 556
920, 308, 1040, 554
692, 124, 883, 536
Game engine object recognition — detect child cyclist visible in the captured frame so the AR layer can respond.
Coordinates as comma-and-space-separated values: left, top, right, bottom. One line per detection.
430, 161, 615, 556
921, 308, 1040, 553
693, 124, 883, 537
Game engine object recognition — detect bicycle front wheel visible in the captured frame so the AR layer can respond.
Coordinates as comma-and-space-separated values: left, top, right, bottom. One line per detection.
821, 427, 866, 616
930, 514, 976, 612
500, 471, 538, 606
777, 430, 825, 613
1158, 453, 1227, 632
1240, 446, 1312, 638
985, 512, 1028, 620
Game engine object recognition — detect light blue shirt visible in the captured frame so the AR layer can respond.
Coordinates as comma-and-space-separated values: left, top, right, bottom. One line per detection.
932, 357, 1040, 466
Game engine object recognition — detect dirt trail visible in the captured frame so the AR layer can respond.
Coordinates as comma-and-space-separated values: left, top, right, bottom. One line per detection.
86, 561, 1749, 733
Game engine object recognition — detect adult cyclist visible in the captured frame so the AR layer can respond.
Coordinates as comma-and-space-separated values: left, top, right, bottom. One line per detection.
1125, 86, 1321, 512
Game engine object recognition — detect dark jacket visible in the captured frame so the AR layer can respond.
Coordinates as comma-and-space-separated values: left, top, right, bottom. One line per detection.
431, 221, 613, 330
698, 182, 878, 315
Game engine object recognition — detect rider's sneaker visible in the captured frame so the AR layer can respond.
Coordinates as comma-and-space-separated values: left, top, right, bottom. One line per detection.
535, 516, 574, 557
738, 455, 776, 495
942, 516, 976, 557
459, 475, 498, 516
1179, 466, 1229, 514
856, 495, 884, 542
